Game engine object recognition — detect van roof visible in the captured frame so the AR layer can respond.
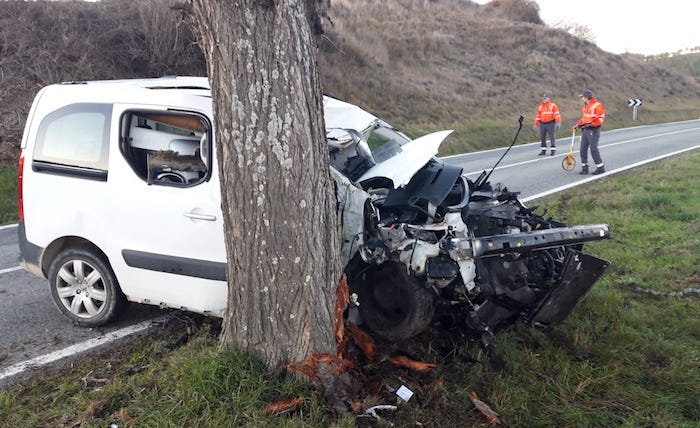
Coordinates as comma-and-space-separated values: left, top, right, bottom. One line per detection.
60, 76, 212, 91
40, 76, 381, 133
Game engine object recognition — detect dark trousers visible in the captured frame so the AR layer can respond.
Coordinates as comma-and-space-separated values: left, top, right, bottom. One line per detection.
539, 121, 556, 148
580, 127, 603, 166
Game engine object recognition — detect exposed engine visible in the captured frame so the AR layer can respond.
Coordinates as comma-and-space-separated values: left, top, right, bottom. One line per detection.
325, 98, 610, 343
344, 160, 610, 342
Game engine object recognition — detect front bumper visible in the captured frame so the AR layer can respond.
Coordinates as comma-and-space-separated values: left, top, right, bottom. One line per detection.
448, 224, 610, 259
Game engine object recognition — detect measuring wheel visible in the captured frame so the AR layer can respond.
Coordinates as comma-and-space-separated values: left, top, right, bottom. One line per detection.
562, 153, 576, 171
562, 129, 577, 171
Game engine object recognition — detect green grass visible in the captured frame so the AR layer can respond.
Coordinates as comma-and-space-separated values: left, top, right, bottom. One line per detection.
1, 152, 698, 427
478, 151, 700, 426
0, 161, 18, 225
0, 320, 354, 427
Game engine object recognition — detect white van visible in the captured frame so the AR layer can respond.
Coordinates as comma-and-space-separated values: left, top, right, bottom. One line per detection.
19, 77, 227, 326
19, 76, 609, 341
16, 76, 450, 329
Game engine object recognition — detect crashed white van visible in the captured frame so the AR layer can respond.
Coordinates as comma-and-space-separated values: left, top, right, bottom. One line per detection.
18, 76, 610, 341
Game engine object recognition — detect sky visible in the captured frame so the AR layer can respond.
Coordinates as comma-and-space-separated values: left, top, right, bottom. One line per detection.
474, 0, 700, 56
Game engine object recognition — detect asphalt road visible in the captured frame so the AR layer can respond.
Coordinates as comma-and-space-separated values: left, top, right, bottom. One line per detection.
442, 119, 700, 201
1, 119, 699, 377
0, 224, 166, 378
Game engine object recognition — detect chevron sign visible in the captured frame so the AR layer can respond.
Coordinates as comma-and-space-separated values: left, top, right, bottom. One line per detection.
627, 99, 643, 107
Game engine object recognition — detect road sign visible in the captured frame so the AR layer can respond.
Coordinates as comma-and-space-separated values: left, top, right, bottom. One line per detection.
628, 99, 643, 120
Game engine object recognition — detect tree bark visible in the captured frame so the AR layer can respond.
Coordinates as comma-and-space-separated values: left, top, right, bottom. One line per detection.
188, 0, 339, 368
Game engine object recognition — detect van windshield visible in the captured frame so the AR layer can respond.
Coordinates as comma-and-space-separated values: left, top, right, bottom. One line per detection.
328, 121, 411, 181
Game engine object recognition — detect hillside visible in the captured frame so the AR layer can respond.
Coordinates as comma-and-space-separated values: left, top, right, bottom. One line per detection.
652, 51, 700, 79
1, 0, 700, 159
0, 0, 206, 160
319, 0, 700, 153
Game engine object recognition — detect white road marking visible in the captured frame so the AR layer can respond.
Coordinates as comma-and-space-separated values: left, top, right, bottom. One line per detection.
441, 119, 700, 162
522, 145, 700, 202
458, 126, 700, 176
0, 266, 22, 275
0, 317, 167, 382
1, 223, 21, 275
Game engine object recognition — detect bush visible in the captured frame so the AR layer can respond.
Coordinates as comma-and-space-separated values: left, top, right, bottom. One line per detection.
485, 0, 542, 24
0, 0, 206, 153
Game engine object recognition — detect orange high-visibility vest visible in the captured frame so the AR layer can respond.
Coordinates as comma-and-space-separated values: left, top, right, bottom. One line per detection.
534, 100, 562, 126
576, 99, 605, 127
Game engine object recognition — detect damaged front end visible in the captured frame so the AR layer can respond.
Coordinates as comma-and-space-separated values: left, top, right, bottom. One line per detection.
326, 97, 610, 342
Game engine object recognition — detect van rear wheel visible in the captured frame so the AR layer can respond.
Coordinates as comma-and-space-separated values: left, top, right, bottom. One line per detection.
48, 247, 127, 327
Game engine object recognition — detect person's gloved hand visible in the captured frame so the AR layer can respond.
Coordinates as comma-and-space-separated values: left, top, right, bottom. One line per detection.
533, 126, 538, 131
556, 124, 561, 129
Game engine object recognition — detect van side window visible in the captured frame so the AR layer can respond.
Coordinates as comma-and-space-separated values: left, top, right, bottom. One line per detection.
33, 103, 111, 172
120, 111, 211, 186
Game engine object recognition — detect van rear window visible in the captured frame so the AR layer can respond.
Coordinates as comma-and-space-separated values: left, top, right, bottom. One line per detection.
33, 103, 111, 171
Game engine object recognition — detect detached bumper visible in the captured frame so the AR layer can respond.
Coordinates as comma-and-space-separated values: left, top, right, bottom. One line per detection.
469, 224, 610, 258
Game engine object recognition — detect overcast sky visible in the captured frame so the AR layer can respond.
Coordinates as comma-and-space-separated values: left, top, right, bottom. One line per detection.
475, 0, 700, 55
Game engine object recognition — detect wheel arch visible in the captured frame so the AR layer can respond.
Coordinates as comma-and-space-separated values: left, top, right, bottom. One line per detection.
41, 236, 110, 277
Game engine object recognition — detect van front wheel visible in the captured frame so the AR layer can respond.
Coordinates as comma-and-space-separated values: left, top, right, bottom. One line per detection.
356, 262, 435, 341
48, 247, 127, 327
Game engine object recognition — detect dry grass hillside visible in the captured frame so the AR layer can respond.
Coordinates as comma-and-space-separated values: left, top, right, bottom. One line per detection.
319, 0, 700, 153
1, 0, 699, 158
0, 0, 205, 159
653, 51, 700, 79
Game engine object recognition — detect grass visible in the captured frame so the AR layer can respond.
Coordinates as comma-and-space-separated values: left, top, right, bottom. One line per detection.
0, 152, 698, 427
0, 320, 353, 428
0, 161, 18, 225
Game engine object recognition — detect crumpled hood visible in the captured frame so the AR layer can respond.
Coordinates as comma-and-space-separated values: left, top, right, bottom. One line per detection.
324, 96, 378, 134
356, 130, 454, 188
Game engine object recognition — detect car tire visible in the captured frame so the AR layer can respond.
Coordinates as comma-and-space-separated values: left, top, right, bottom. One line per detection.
48, 247, 128, 327
356, 261, 435, 341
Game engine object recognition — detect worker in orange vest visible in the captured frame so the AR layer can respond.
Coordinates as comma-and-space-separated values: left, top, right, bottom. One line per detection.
533, 93, 562, 156
574, 89, 606, 175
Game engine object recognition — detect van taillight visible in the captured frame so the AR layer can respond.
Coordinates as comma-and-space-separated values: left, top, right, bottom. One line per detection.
17, 153, 24, 221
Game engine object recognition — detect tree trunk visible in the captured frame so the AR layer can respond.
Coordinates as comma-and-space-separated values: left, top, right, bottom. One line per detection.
188, 0, 339, 368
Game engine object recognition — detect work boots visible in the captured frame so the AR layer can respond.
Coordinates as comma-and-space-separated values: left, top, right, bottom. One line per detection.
539, 149, 546, 156
550, 148, 556, 156
579, 165, 589, 175
592, 166, 606, 175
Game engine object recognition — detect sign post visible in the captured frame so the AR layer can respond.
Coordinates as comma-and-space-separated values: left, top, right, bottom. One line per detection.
627, 98, 643, 120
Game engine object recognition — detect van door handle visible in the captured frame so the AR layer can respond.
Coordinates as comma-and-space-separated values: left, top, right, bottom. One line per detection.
184, 212, 217, 221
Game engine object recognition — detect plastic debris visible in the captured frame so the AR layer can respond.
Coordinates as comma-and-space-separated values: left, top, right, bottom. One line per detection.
365, 404, 397, 419
396, 385, 414, 402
